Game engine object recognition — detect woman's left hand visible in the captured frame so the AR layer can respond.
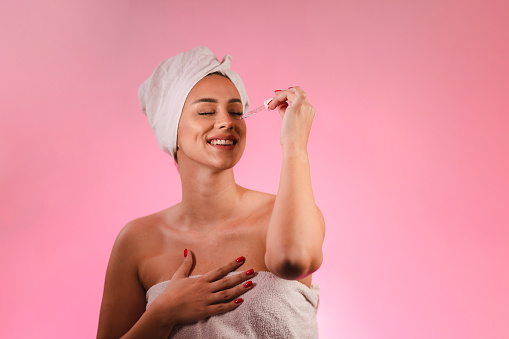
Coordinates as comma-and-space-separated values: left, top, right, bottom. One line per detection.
267, 87, 315, 151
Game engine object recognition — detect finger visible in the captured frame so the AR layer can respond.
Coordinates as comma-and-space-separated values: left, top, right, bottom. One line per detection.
209, 268, 255, 292
172, 248, 194, 279
268, 91, 290, 110
289, 86, 305, 96
277, 102, 289, 119
206, 297, 246, 316
209, 278, 254, 304
201, 256, 246, 282
269, 88, 307, 110
286, 87, 307, 106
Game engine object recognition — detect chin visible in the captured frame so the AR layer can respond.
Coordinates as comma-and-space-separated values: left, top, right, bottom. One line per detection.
211, 156, 242, 170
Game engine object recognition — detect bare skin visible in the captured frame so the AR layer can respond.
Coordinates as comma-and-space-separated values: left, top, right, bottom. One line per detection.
97, 75, 325, 338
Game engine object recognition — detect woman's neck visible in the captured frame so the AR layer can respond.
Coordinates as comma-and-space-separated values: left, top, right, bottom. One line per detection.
177, 163, 245, 229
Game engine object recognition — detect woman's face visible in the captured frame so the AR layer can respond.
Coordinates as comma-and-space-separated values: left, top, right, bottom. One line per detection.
176, 74, 247, 170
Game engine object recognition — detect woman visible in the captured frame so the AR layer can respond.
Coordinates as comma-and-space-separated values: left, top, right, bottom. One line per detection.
97, 46, 325, 338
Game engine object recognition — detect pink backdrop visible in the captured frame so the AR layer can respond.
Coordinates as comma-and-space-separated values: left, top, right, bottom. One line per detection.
1, 0, 508, 338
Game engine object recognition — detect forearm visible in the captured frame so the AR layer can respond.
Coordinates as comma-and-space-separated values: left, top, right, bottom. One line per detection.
265, 147, 325, 280
118, 305, 175, 339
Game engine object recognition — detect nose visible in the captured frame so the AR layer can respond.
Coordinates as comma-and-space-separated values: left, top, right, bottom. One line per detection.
215, 110, 235, 130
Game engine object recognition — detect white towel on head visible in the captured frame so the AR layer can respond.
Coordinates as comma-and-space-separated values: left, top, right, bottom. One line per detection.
138, 45, 250, 159
146, 271, 320, 338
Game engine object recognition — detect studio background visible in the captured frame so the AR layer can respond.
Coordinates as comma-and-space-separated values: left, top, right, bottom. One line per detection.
1, 0, 508, 338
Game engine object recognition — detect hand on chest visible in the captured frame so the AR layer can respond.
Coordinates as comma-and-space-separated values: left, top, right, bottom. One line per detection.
139, 221, 269, 290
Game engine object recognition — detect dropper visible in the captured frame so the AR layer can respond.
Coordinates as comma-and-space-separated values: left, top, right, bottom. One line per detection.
242, 98, 273, 119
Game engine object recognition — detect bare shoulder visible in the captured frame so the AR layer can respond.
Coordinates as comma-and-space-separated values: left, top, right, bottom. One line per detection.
240, 187, 276, 211
121, 211, 166, 236
105, 212, 168, 288
105, 209, 178, 292
114, 210, 170, 255
98, 209, 176, 338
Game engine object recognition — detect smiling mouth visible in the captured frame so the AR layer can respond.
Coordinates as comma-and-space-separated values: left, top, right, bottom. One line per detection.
208, 139, 237, 146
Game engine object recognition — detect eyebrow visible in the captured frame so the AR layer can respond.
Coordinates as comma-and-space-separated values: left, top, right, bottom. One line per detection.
192, 98, 242, 105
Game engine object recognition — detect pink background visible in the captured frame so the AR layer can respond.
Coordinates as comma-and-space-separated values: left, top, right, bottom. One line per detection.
1, 0, 508, 338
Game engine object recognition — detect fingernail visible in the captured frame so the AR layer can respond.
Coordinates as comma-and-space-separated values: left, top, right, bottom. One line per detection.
267, 99, 273, 107
236, 256, 245, 263
244, 281, 253, 288
288, 87, 294, 89
274, 89, 283, 92
245, 269, 254, 276
234, 298, 244, 304
184, 249, 188, 257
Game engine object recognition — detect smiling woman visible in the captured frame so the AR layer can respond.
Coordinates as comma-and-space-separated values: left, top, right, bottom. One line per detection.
176, 74, 246, 168
96, 46, 325, 339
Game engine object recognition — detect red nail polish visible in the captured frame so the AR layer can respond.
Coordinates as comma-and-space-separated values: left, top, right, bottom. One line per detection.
274, 89, 283, 92
184, 249, 188, 257
245, 269, 254, 276
234, 298, 244, 304
236, 256, 245, 263
244, 281, 253, 288
267, 99, 273, 107
288, 87, 294, 89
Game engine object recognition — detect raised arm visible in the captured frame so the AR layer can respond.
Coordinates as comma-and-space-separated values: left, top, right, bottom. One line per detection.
264, 87, 326, 280
97, 224, 255, 339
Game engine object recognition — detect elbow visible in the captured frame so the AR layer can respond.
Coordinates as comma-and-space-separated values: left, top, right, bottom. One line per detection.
265, 248, 323, 280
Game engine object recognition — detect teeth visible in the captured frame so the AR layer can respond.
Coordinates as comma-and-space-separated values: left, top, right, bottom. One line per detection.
210, 139, 234, 145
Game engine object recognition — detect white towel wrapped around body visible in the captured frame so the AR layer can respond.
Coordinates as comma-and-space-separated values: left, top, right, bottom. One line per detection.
138, 45, 250, 160
146, 271, 320, 339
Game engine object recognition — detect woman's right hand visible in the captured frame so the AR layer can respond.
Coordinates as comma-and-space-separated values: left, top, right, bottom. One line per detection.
150, 250, 255, 326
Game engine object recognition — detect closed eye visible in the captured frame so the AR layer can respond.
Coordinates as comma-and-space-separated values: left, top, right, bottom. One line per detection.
197, 111, 243, 117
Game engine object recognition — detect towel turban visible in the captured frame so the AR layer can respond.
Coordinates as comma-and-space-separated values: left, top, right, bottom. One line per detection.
138, 45, 250, 160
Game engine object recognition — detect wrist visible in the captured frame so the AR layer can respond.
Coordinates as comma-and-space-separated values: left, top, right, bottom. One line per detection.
282, 145, 309, 159
149, 298, 176, 331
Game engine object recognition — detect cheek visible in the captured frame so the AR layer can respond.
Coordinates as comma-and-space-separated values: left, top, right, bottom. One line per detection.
177, 119, 208, 148
237, 125, 247, 151
176, 121, 192, 148
237, 120, 247, 135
